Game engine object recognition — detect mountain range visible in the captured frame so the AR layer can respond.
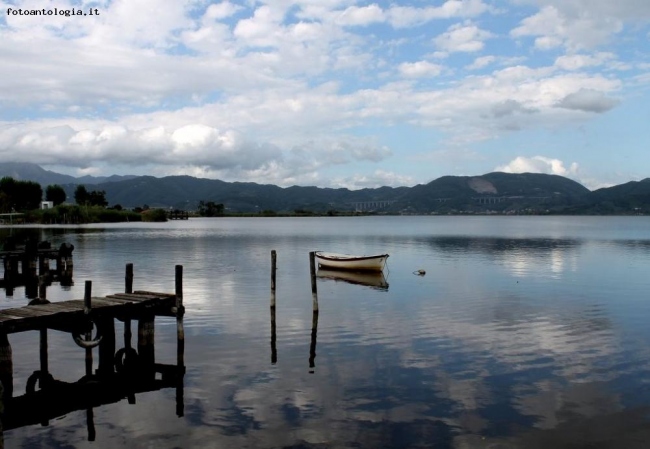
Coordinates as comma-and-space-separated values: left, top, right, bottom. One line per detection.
1, 162, 648, 214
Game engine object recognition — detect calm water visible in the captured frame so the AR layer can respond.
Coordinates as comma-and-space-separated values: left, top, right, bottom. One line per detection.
2, 216, 650, 448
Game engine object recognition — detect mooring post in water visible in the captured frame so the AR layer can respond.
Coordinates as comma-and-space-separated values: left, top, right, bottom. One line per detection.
125, 263, 133, 294
271, 250, 277, 292
175, 265, 183, 315
309, 251, 317, 295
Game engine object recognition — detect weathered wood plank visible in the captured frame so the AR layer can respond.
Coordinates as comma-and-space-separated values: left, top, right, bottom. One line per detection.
133, 291, 176, 298
0, 291, 176, 334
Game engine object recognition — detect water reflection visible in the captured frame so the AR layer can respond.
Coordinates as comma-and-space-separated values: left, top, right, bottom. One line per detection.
317, 268, 389, 290
2, 218, 650, 448
0, 315, 185, 444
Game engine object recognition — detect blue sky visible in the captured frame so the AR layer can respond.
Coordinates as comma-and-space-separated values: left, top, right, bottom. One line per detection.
0, 0, 649, 189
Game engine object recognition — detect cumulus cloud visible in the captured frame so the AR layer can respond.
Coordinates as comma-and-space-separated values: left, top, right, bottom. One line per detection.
496, 156, 579, 177
434, 22, 494, 53
555, 88, 621, 113
330, 170, 416, 189
509, 0, 650, 50
398, 61, 443, 78
0, 0, 645, 188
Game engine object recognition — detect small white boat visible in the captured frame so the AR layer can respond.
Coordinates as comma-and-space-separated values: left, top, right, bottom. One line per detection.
314, 251, 389, 272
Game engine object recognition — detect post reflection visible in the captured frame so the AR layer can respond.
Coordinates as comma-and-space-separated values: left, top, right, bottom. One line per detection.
0, 315, 186, 443
309, 294, 319, 374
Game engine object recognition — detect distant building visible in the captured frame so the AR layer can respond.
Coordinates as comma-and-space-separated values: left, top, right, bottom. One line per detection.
40, 201, 54, 209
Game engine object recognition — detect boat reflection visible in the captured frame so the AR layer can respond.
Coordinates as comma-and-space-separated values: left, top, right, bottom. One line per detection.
316, 269, 389, 291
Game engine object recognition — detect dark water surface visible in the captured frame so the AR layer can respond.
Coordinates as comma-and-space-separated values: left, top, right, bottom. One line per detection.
2, 216, 650, 448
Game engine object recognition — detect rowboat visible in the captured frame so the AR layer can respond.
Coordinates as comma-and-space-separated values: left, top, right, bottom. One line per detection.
314, 251, 389, 272
317, 268, 389, 290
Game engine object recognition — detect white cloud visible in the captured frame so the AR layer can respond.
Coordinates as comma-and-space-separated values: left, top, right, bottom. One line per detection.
496, 156, 579, 177
509, 0, 650, 50
554, 52, 616, 71
398, 61, 443, 78
466, 55, 496, 70
336, 4, 384, 26
331, 170, 416, 189
434, 22, 494, 53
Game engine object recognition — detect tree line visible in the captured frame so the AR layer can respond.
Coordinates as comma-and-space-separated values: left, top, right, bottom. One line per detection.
0, 176, 109, 212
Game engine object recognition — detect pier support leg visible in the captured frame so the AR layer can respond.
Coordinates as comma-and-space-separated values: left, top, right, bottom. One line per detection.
175, 265, 183, 316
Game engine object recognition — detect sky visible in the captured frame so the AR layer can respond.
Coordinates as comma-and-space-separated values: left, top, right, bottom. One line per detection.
0, 0, 649, 190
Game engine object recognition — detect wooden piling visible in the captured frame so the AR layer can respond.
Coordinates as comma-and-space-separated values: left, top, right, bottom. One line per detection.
84, 280, 92, 315
175, 265, 183, 314
271, 250, 277, 292
309, 251, 317, 294
125, 263, 133, 294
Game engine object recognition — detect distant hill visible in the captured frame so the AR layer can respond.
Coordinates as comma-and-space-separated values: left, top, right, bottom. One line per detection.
571, 178, 650, 214
0, 162, 137, 186
2, 162, 648, 214
397, 172, 591, 213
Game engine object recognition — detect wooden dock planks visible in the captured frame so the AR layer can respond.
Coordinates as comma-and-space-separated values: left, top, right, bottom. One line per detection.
0, 292, 176, 334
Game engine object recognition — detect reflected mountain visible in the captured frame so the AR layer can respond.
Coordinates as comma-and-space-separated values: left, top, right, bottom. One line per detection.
425, 236, 582, 254
317, 269, 389, 290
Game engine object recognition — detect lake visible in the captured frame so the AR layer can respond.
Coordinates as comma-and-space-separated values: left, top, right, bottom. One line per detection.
2, 216, 650, 448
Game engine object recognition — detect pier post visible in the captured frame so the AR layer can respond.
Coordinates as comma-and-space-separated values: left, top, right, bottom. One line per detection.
271, 250, 277, 293
125, 263, 133, 294
175, 265, 183, 315
38, 255, 45, 276
309, 251, 317, 295
271, 251, 277, 308
84, 280, 92, 315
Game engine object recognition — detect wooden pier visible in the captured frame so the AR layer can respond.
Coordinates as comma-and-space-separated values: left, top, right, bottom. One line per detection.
0, 263, 185, 443
168, 210, 189, 220
1, 240, 75, 295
